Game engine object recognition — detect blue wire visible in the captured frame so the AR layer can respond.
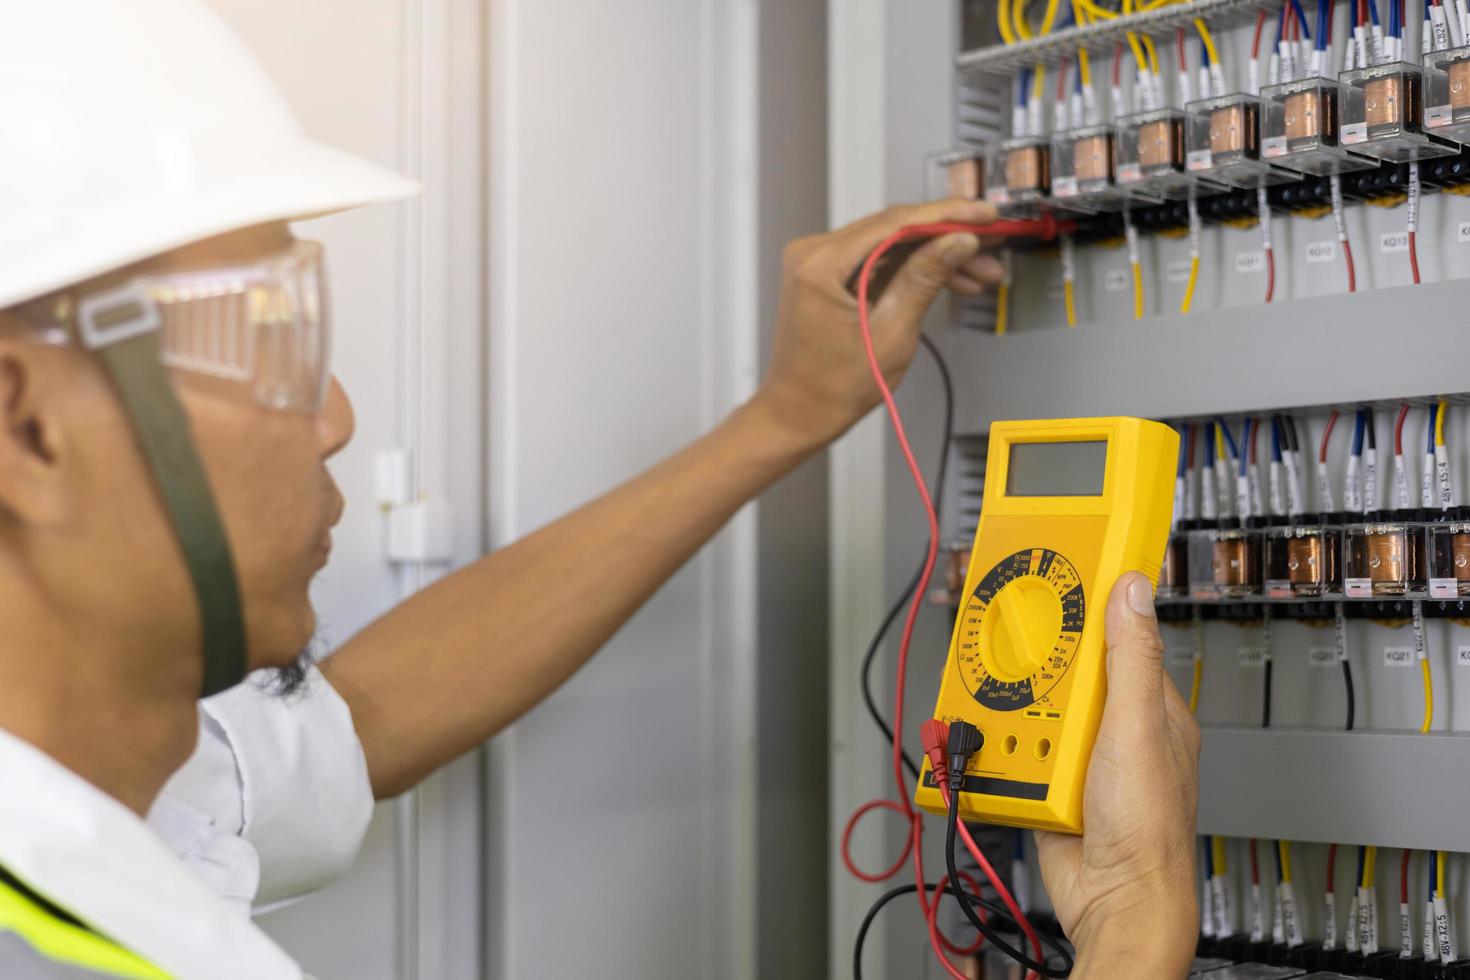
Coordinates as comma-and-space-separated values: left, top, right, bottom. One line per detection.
1352, 408, 1367, 457
1430, 404, 1439, 453
1318, 0, 1332, 50
1178, 425, 1189, 477
1240, 418, 1252, 478
1356, 845, 1367, 887
1205, 418, 1217, 465
1017, 69, 1030, 108
1215, 416, 1241, 463
1290, 0, 1312, 38
1201, 37, 1209, 66
1367, 0, 1380, 27
1271, 416, 1284, 463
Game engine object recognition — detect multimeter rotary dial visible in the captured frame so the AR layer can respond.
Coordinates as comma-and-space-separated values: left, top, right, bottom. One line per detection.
955, 548, 1086, 711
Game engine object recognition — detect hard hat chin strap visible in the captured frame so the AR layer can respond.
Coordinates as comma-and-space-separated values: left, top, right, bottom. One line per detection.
77, 285, 248, 698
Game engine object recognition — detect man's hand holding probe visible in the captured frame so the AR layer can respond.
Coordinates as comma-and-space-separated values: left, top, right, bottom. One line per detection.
1037, 572, 1203, 978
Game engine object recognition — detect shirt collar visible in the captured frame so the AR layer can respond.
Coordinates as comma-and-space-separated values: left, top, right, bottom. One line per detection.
0, 726, 301, 980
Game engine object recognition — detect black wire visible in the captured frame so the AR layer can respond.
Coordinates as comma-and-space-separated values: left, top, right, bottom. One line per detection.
859, 333, 955, 782
851, 881, 1073, 980
1261, 657, 1273, 728
946, 785, 1074, 977
1342, 659, 1355, 731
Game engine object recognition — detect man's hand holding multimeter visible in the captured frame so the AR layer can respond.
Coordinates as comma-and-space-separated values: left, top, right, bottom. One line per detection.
1036, 573, 1202, 978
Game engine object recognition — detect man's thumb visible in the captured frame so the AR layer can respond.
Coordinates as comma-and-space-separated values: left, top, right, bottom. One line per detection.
879, 232, 980, 318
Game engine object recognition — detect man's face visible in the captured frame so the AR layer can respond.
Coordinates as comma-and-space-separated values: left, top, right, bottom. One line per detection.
0, 223, 354, 686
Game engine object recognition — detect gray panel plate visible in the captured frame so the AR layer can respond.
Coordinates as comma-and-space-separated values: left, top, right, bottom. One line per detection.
1198, 727, 1470, 851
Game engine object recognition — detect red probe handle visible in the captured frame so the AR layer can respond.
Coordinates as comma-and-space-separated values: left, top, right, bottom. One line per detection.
844, 213, 1075, 299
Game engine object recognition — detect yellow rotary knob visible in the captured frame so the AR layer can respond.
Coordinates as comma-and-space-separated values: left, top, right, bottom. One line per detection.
980, 576, 1063, 683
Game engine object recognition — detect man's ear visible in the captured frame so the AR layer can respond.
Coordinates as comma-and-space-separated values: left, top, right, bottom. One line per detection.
0, 337, 74, 524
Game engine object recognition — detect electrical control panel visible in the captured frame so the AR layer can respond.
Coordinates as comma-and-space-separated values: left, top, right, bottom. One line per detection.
842, 2, 1470, 978
913, 418, 1177, 833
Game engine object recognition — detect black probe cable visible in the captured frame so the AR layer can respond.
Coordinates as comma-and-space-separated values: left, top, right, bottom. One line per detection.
946, 786, 1074, 978
1343, 659, 1356, 731
859, 333, 955, 781
853, 879, 1073, 980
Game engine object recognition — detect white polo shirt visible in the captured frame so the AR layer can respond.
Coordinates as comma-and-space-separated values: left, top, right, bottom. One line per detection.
147, 665, 374, 915
0, 726, 303, 978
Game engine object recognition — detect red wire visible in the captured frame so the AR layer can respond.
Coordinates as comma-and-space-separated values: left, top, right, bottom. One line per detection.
1409, 231, 1422, 284
1250, 839, 1261, 886
1178, 27, 1188, 71
1283, 2, 1295, 43
1264, 247, 1276, 303
930, 872, 987, 957
1328, 843, 1338, 891
1395, 403, 1410, 455
1252, 9, 1269, 57
845, 222, 1048, 980
1359, 0, 1369, 27
1320, 410, 1341, 465
1401, 849, 1412, 904
1112, 42, 1125, 87
1057, 56, 1069, 102
1249, 417, 1261, 465
1343, 239, 1357, 293
1328, 0, 1336, 34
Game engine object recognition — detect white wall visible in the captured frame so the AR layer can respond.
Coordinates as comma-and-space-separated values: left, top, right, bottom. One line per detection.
203, 1, 831, 977
200, 1, 487, 978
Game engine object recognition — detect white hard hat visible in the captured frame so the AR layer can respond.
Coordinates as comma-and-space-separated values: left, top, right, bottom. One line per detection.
0, 0, 420, 310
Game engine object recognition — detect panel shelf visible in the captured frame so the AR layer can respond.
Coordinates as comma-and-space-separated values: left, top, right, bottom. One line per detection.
1198, 727, 1470, 851
940, 277, 1470, 428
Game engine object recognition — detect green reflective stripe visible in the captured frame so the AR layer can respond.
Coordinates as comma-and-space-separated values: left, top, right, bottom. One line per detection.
0, 882, 169, 979
95, 333, 247, 697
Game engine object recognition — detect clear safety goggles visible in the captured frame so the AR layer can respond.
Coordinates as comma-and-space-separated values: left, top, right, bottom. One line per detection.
10, 240, 330, 414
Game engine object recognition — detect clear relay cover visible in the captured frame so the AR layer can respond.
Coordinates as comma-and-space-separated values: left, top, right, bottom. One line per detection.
1185, 93, 1297, 188
1339, 61, 1460, 162
927, 150, 984, 201
1116, 108, 1218, 199
1427, 517, 1470, 599
1424, 45, 1470, 143
1342, 521, 1427, 598
1049, 124, 1148, 212
1260, 77, 1375, 176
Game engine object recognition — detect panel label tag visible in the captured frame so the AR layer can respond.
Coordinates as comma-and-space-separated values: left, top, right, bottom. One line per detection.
1384, 646, 1415, 667
1458, 645, 1470, 667
1458, 221, 1470, 244
1104, 268, 1129, 292
1381, 231, 1410, 254
1167, 260, 1194, 283
1238, 646, 1267, 668
1305, 241, 1337, 263
1235, 250, 1266, 274
1309, 646, 1343, 667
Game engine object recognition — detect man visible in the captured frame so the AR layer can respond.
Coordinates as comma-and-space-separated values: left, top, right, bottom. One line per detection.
0, 1, 1200, 977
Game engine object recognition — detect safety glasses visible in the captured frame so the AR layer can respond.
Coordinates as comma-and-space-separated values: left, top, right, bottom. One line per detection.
9, 240, 330, 414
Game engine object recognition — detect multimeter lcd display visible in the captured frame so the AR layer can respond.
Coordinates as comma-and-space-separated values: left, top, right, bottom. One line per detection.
1005, 440, 1108, 497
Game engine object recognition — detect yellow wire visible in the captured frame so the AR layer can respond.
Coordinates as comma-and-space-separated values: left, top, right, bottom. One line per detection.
1075, 0, 1118, 20
1189, 656, 1202, 714
1362, 846, 1377, 888
1436, 399, 1448, 447
1077, 45, 1093, 87
1421, 659, 1434, 733
1215, 422, 1228, 462
1140, 34, 1161, 77
1032, 64, 1047, 104
998, 0, 1018, 45
1195, 18, 1221, 69
1437, 851, 1447, 897
1014, 0, 1033, 40
1131, 262, 1143, 320
996, 283, 1010, 337
1278, 841, 1293, 884
1063, 279, 1077, 327
1124, 31, 1149, 80
1038, 0, 1062, 36
1180, 256, 1200, 314
1212, 836, 1228, 875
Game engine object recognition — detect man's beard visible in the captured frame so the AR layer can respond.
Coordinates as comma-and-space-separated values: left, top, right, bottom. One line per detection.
255, 631, 324, 698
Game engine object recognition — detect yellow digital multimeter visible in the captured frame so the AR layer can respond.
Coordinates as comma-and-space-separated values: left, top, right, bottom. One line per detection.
913, 417, 1178, 834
